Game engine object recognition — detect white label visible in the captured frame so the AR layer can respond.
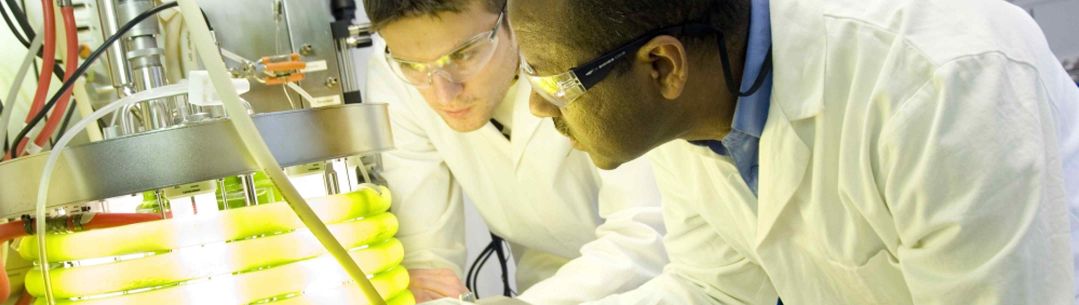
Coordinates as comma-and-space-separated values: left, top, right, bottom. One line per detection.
302, 60, 328, 73
311, 95, 342, 108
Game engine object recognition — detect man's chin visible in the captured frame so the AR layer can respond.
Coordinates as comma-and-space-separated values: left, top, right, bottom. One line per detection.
586, 152, 625, 170
441, 116, 487, 132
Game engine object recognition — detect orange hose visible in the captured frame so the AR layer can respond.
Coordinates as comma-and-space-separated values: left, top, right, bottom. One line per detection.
82, 213, 164, 230
30, 6, 78, 149
12, 0, 58, 158
24, 0, 56, 122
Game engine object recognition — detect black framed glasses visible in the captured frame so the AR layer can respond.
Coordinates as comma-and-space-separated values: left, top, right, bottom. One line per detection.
520, 24, 716, 108
521, 22, 770, 108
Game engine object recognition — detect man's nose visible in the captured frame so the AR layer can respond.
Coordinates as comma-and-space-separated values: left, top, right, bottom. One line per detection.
528, 92, 561, 118
430, 73, 464, 105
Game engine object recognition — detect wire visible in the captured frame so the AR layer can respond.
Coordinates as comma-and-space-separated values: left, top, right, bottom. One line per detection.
4, 0, 66, 80
492, 235, 514, 297
0, 31, 42, 159
29, 5, 78, 150
0, 1, 29, 46
465, 233, 514, 298
54, 101, 76, 143
7, 0, 31, 35
4, 0, 32, 43
466, 242, 497, 298
9, 1, 180, 159
25, 0, 56, 119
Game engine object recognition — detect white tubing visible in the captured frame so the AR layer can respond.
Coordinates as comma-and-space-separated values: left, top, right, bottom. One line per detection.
34, 82, 189, 304
173, 1, 386, 305
286, 82, 317, 105
71, 78, 104, 141
1, 34, 44, 150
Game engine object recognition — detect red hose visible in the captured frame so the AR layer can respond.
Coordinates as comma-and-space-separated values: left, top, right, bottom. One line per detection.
4, 139, 27, 161
0, 213, 163, 302
24, 0, 56, 122
12, 0, 58, 158
13, 290, 31, 305
30, 6, 78, 149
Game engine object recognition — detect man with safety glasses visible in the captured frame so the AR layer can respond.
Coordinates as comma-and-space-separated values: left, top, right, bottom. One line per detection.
510, 0, 1079, 304
361, 0, 668, 304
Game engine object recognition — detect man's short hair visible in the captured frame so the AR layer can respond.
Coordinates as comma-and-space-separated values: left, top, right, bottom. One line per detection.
364, 0, 506, 31
560, 0, 750, 60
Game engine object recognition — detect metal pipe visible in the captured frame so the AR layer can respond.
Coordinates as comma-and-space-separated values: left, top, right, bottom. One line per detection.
96, 0, 133, 94
117, 0, 177, 132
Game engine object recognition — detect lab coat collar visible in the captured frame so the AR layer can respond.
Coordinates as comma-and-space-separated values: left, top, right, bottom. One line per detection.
769, 0, 825, 121
509, 79, 546, 168
754, 0, 824, 246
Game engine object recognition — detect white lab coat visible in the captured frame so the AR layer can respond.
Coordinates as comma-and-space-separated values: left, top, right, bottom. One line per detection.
591, 0, 1079, 304
363, 41, 668, 304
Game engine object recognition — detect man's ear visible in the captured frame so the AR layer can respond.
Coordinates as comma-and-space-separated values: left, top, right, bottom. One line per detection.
636, 35, 688, 100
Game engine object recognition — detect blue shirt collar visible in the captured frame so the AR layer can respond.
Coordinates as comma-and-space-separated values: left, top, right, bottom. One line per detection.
732, 0, 773, 138
689, 0, 773, 194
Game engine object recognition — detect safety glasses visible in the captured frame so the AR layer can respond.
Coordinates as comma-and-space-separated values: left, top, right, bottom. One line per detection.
520, 24, 716, 108
385, 9, 506, 88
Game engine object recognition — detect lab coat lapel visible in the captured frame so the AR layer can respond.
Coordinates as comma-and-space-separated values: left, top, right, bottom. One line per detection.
755, 106, 813, 246
511, 81, 547, 169
755, 0, 825, 246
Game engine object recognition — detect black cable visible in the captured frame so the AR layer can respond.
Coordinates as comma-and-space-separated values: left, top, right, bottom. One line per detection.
53, 100, 76, 145
5, 0, 33, 41
714, 31, 772, 98
468, 244, 497, 298
0, 1, 30, 46
465, 233, 515, 298
9, 1, 179, 159
466, 241, 497, 294
3, 0, 67, 81
491, 235, 514, 297
466, 245, 493, 292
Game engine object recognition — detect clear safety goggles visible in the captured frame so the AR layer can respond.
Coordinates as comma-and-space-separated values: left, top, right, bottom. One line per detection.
385, 9, 505, 88
520, 24, 717, 108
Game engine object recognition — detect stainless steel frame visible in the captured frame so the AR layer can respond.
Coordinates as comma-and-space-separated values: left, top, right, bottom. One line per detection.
0, 104, 393, 217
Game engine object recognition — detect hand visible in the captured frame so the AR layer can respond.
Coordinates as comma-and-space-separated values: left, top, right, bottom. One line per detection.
409, 268, 470, 303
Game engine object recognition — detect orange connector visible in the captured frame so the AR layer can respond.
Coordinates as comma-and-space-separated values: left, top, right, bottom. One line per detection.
259, 53, 307, 85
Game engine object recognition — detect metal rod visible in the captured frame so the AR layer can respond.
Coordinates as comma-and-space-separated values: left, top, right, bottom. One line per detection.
323, 161, 340, 195
241, 174, 258, 206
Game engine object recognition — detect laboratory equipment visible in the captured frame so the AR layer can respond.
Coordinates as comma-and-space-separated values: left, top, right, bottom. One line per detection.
0, 0, 405, 304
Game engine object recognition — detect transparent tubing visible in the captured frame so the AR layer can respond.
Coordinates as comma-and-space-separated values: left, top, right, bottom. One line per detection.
35, 83, 189, 304
173, 1, 387, 305
1, 35, 44, 153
